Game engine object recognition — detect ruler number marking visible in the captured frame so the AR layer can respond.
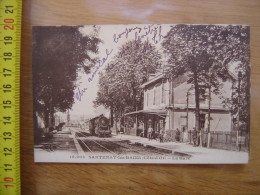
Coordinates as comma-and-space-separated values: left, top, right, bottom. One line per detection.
4, 164, 12, 172
5, 6, 14, 14
3, 116, 11, 125
3, 132, 12, 141
4, 36, 13, 45
3, 177, 14, 188
3, 100, 12, 109
3, 147, 12, 156
3, 68, 12, 77
3, 147, 13, 156
3, 83, 12, 93
3, 52, 12, 61
3, 17, 14, 32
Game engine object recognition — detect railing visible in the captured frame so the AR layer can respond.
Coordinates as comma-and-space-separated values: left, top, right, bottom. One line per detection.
163, 129, 249, 151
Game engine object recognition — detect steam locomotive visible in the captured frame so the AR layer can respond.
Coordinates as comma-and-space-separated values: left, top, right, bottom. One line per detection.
86, 114, 111, 137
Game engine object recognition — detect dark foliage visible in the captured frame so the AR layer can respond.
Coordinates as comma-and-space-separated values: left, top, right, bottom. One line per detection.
32, 26, 101, 128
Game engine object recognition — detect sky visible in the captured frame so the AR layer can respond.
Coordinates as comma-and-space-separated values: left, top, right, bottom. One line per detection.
69, 24, 172, 117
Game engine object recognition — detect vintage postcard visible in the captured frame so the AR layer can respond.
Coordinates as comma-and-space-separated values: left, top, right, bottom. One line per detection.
32, 24, 250, 164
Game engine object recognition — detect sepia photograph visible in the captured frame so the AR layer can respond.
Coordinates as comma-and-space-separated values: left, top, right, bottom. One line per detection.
32, 24, 250, 164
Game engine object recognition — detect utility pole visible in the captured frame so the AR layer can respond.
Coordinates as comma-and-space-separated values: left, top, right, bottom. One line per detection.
186, 92, 189, 143
207, 84, 211, 148
231, 80, 234, 132
168, 77, 171, 130
186, 92, 189, 130
237, 71, 242, 151
171, 76, 174, 130
123, 108, 126, 134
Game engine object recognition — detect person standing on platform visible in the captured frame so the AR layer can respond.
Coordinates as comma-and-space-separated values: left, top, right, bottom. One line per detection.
192, 128, 198, 146
159, 120, 164, 143
159, 128, 164, 143
148, 126, 153, 141
175, 128, 180, 142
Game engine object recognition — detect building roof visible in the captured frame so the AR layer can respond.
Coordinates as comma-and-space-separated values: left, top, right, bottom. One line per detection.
140, 74, 164, 88
140, 69, 237, 89
125, 108, 167, 117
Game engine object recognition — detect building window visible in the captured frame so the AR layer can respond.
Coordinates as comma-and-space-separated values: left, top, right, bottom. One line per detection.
146, 92, 149, 107
199, 113, 206, 130
155, 86, 160, 105
162, 82, 166, 104
153, 88, 156, 105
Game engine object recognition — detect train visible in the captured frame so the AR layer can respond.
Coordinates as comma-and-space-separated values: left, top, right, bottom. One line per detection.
86, 114, 111, 137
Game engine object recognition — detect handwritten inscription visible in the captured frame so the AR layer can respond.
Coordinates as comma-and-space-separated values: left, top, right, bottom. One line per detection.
113, 24, 163, 45
88, 49, 113, 82
75, 49, 113, 101
75, 87, 88, 102
113, 26, 142, 43
105, 40, 153, 73
105, 62, 117, 73
76, 24, 164, 102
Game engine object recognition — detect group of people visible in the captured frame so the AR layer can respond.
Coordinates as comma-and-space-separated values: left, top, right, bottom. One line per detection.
147, 127, 200, 146
147, 126, 164, 143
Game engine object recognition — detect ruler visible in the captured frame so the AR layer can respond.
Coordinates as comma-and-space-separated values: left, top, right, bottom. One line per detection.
0, 0, 22, 194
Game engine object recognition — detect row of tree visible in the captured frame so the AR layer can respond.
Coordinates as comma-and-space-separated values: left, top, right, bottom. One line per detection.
94, 40, 162, 129
95, 24, 250, 133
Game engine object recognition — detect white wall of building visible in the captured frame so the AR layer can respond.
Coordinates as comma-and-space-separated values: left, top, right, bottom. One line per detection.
143, 74, 233, 132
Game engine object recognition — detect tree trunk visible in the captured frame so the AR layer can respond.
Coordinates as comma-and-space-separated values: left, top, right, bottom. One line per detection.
43, 106, 50, 134
48, 98, 55, 131
132, 84, 138, 135
43, 108, 50, 129
194, 71, 201, 146
115, 115, 118, 135
50, 106, 55, 129
194, 72, 201, 131
33, 111, 40, 142
110, 104, 114, 127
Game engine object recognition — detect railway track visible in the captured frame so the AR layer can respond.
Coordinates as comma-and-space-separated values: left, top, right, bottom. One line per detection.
75, 131, 118, 155
75, 131, 170, 156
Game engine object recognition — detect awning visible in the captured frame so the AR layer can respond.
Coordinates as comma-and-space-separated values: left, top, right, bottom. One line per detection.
124, 109, 167, 117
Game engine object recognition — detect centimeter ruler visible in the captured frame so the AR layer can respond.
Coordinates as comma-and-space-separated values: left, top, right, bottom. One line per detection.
0, 0, 22, 194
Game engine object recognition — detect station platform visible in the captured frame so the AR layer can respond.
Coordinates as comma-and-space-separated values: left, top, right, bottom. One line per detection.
113, 133, 249, 164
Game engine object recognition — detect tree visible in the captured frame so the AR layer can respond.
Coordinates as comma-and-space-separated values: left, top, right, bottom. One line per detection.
94, 40, 162, 130
216, 25, 250, 132
32, 26, 101, 129
162, 25, 250, 136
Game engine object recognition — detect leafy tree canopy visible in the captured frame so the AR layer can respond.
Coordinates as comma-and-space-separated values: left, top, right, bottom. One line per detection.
33, 26, 101, 127
162, 24, 250, 130
95, 39, 162, 116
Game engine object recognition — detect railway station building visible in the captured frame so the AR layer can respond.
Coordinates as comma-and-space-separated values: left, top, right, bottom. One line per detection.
124, 71, 236, 143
